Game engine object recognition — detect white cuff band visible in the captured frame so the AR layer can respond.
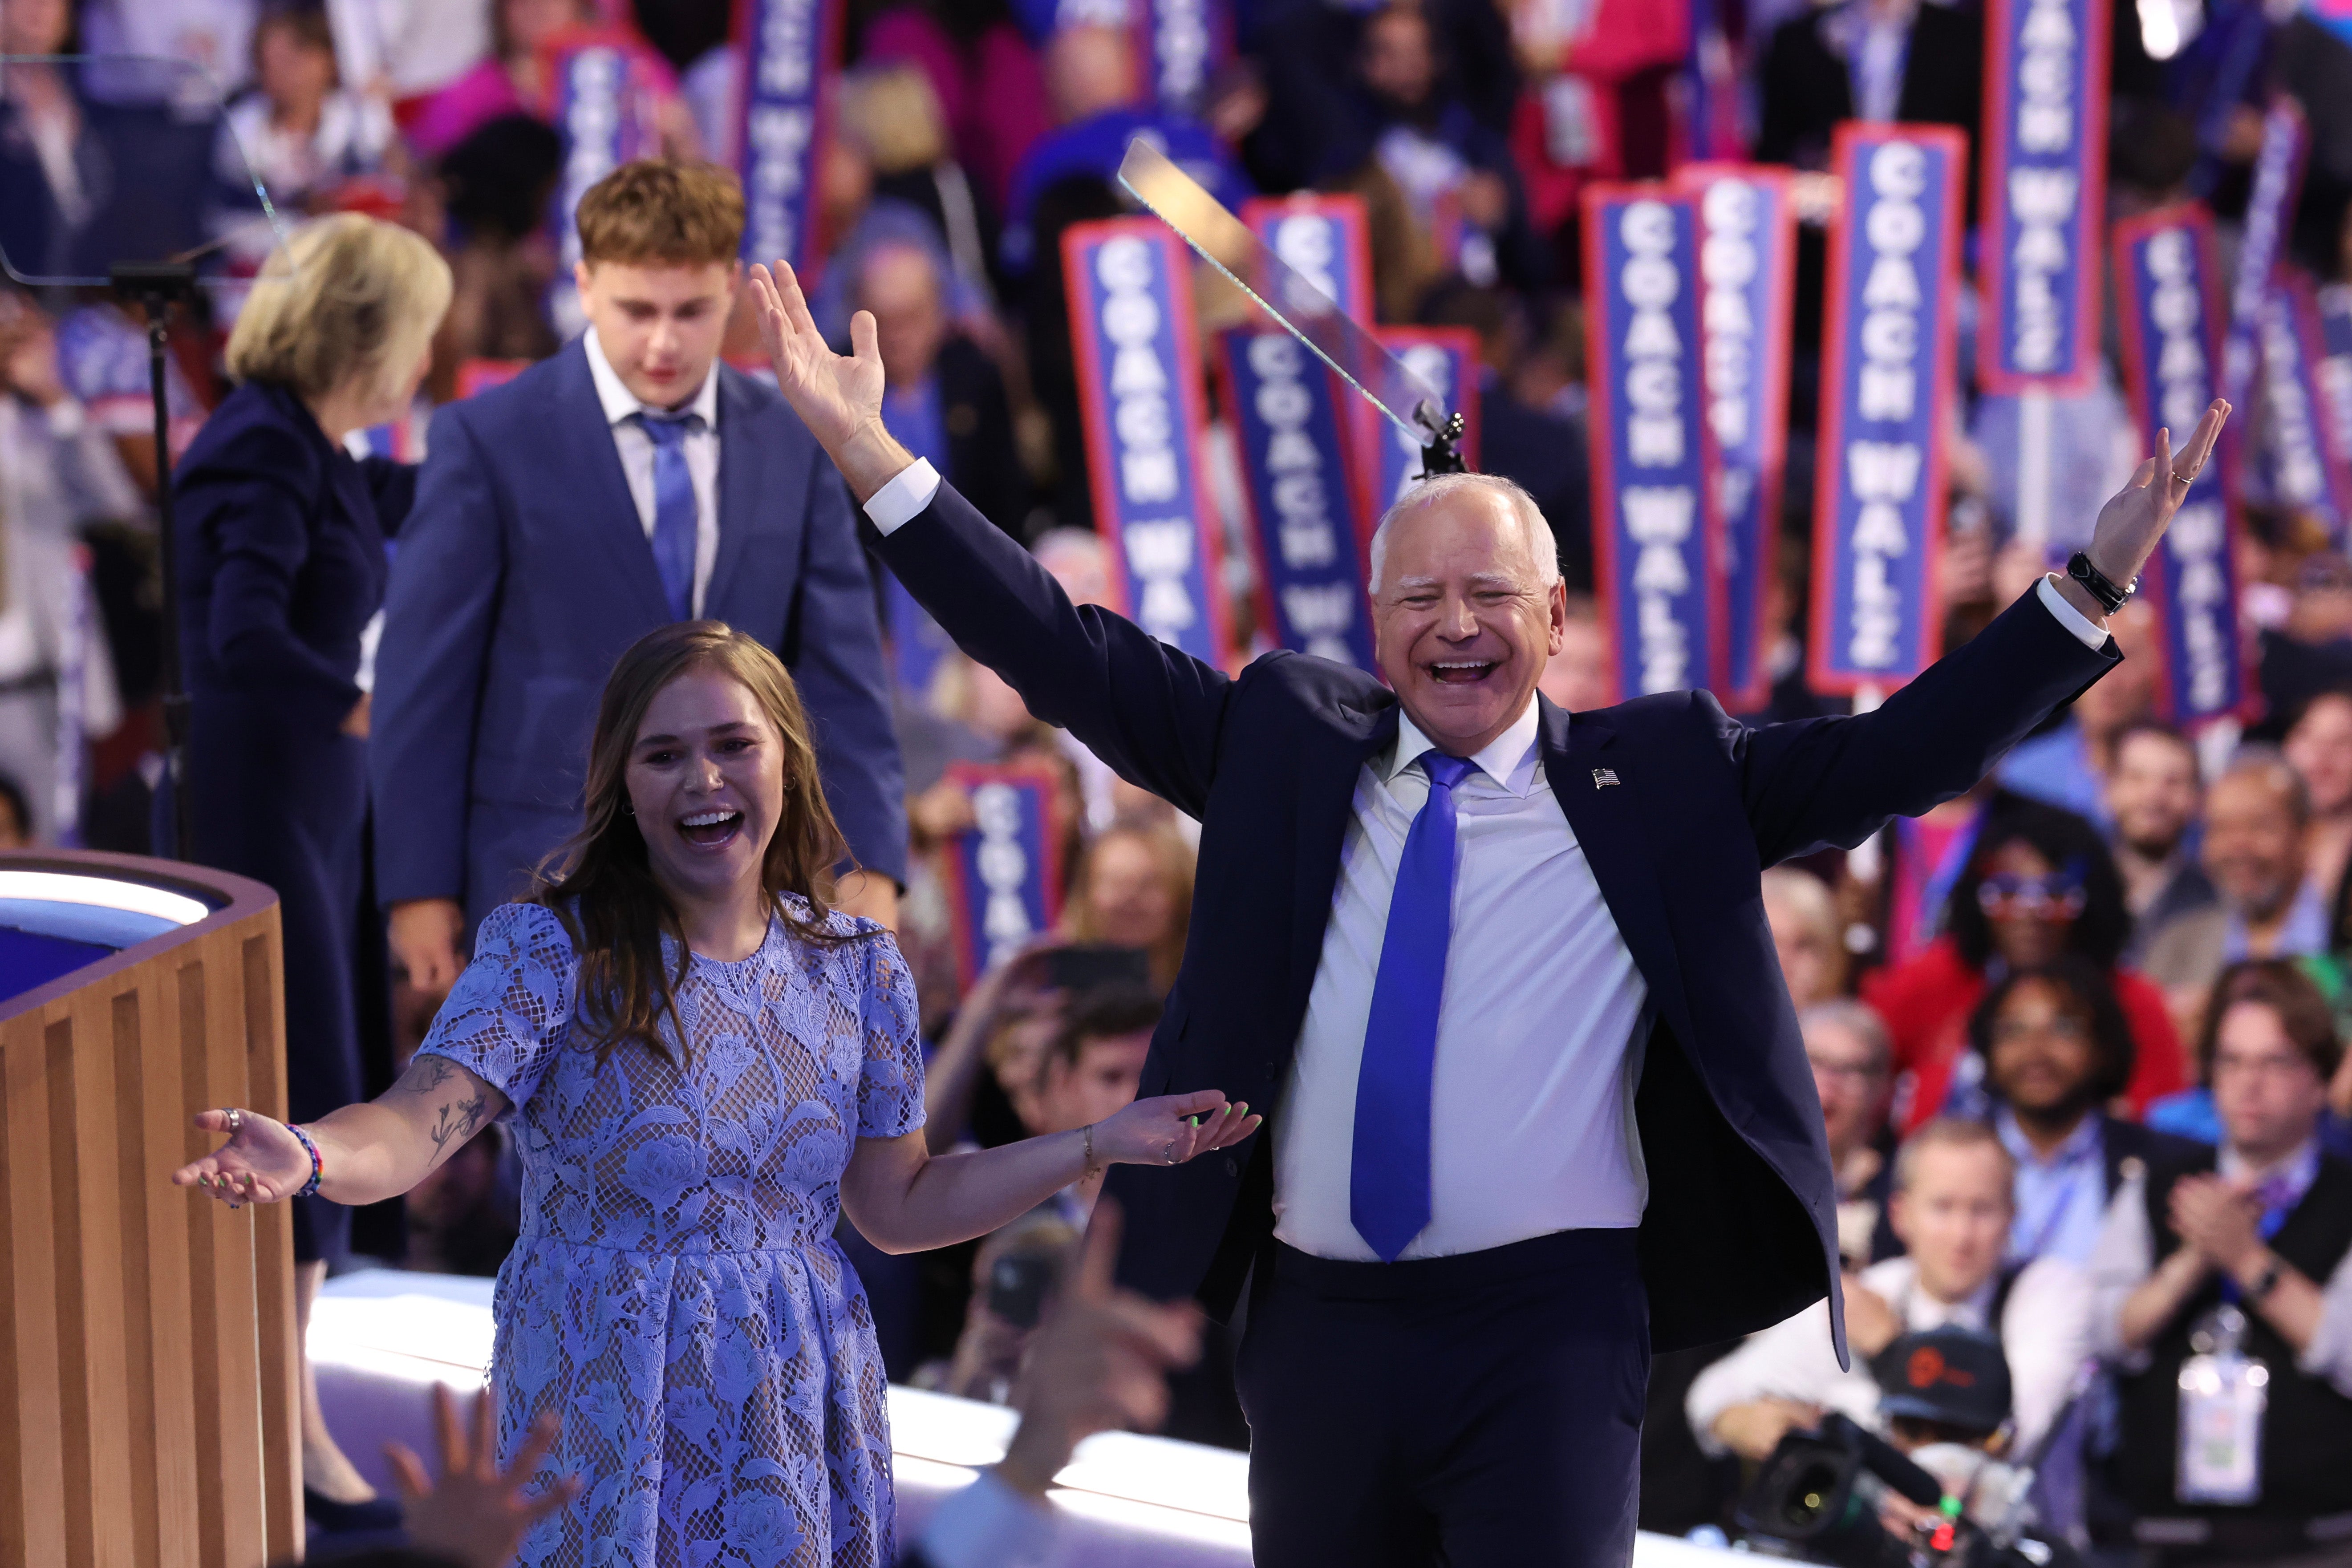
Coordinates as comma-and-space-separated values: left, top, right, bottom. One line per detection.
864, 458, 942, 535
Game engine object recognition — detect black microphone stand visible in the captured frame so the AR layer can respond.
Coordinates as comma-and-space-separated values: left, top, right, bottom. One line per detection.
109, 259, 196, 862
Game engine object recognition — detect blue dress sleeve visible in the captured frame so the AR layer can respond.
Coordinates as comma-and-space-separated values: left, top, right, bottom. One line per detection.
415, 903, 580, 1118
855, 930, 926, 1139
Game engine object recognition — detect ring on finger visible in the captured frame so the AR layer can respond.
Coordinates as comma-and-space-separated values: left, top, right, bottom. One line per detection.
224, 1107, 243, 1135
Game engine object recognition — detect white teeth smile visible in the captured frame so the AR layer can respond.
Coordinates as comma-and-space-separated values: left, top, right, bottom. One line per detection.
681, 810, 737, 826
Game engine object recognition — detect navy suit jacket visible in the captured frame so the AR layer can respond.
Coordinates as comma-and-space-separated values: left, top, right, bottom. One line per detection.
372, 338, 905, 930
879, 481, 2121, 1361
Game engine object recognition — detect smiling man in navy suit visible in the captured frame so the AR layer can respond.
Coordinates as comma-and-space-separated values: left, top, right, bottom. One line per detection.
753, 253, 2226, 1565
373, 162, 904, 990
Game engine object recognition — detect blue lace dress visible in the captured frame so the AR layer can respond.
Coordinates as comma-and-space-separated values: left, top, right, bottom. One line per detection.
414, 899, 925, 1568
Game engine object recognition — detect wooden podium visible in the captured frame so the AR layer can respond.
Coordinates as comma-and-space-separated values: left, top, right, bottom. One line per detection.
0, 850, 300, 1567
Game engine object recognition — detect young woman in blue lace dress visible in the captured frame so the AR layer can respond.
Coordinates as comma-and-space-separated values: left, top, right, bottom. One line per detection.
174, 621, 1261, 1568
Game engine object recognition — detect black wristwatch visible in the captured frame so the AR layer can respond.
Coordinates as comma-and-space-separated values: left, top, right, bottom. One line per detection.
2247, 1254, 2287, 1303
2067, 551, 2136, 615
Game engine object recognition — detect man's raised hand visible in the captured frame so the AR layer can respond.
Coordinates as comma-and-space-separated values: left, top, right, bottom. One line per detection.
2086, 397, 2230, 589
747, 261, 910, 502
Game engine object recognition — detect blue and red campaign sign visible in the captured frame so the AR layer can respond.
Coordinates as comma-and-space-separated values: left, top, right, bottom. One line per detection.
1218, 328, 1379, 670
1243, 193, 1377, 325
1809, 123, 1966, 696
1135, 0, 1233, 115
2112, 205, 2248, 727
1582, 183, 1723, 702
942, 762, 1067, 990
543, 29, 671, 328
2222, 99, 2308, 414
1360, 328, 1482, 522
1675, 163, 1796, 709
1978, 0, 2109, 393
1062, 218, 1233, 668
733, 0, 844, 277
2259, 275, 2352, 538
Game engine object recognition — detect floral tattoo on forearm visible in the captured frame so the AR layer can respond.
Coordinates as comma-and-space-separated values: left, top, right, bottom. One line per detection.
396, 1055, 491, 1166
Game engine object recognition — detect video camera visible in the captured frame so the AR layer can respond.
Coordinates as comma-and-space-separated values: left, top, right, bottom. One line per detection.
1736, 1412, 2078, 1568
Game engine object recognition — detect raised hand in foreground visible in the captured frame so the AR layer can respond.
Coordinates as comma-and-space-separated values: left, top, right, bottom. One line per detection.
389, 1385, 580, 1568
747, 259, 910, 502
2060, 397, 2230, 626
996, 1203, 1205, 1495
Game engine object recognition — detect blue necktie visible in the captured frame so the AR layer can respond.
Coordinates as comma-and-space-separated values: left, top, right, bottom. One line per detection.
1351, 750, 1477, 1261
635, 409, 703, 620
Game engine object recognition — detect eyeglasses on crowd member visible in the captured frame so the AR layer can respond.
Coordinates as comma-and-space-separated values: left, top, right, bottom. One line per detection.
2090, 959, 2352, 1566
1966, 958, 2205, 1268
1801, 1000, 1899, 1266
1865, 799, 2186, 1136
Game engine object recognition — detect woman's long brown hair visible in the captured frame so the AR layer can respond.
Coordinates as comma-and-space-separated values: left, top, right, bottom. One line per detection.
531, 621, 863, 1061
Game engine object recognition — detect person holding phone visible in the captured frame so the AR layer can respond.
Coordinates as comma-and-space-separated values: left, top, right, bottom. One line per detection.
175, 620, 1258, 1567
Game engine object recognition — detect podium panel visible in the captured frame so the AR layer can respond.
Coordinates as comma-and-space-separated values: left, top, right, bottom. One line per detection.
0, 850, 297, 1567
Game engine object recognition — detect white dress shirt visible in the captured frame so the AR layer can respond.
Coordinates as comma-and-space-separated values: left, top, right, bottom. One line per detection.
584, 326, 722, 618
1273, 700, 1651, 1260
1686, 1254, 2097, 1456
862, 459, 2115, 1260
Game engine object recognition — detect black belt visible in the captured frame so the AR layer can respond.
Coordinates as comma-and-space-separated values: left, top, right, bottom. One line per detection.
2135, 1510, 2352, 1560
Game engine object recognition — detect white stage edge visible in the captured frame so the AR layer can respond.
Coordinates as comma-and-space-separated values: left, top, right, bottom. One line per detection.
313, 1269, 1737, 1566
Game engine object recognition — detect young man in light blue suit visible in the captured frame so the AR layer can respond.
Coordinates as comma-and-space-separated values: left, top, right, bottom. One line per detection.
372, 161, 904, 989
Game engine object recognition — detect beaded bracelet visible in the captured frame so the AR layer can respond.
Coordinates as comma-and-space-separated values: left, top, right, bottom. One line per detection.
287, 1122, 324, 1199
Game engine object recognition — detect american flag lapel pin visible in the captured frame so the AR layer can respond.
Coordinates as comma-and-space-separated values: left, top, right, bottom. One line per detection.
1592, 768, 1620, 789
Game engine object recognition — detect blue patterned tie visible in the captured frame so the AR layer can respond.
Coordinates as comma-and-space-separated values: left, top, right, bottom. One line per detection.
635, 409, 703, 620
1351, 750, 1478, 1261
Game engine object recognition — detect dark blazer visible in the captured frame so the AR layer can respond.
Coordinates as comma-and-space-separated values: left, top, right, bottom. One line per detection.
1755, 1, 1984, 173
371, 338, 906, 932
934, 335, 1030, 541
173, 377, 417, 1262
879, 482, 2120, 1361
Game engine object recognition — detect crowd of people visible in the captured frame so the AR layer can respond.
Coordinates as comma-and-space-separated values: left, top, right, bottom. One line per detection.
8, 0, 2352, 1561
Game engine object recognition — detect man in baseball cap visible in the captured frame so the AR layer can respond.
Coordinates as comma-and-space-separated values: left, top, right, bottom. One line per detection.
1871, 1325, 2015, 1455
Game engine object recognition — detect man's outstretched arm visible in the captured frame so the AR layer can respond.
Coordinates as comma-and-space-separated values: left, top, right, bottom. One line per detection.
749, 261, 1230, 817
1736, 400, 2230, 867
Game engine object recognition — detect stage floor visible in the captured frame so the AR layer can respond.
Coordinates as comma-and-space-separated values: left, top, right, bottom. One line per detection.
313, 1269, 1738, 1565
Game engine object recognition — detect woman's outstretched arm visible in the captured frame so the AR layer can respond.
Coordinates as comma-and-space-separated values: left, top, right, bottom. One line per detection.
170, 1052, 509, 1210
841, 1094, 1261, 1256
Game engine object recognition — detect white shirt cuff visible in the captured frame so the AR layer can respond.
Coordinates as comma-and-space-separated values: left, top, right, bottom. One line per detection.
2036, 574, 2109, 651
863, 458, 942, 535
916, 1469, 1058, 1568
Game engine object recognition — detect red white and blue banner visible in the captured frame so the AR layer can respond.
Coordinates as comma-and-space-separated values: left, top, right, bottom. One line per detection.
1217, 327, 1378, 669
2113, 205, 2247, 726
2260, 275, 2352, 536
1809, 124, 1966, 696
2221, 99, 2308, 414
1135, 0, 1233, 115
1978, 0, 2109, 393
1243, 194, 1376, 324
733, 0, 844, 277
1582, 184, 1723, 701
1062, 219, 1233, 666
1362, 327, 1481, 516
942, 762, 1067, 989
545, 30, 670, 331
1675, 162, 1795, 709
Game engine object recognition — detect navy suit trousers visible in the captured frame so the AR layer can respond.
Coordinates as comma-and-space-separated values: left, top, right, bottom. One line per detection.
1236, 1228, 1649, 1567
